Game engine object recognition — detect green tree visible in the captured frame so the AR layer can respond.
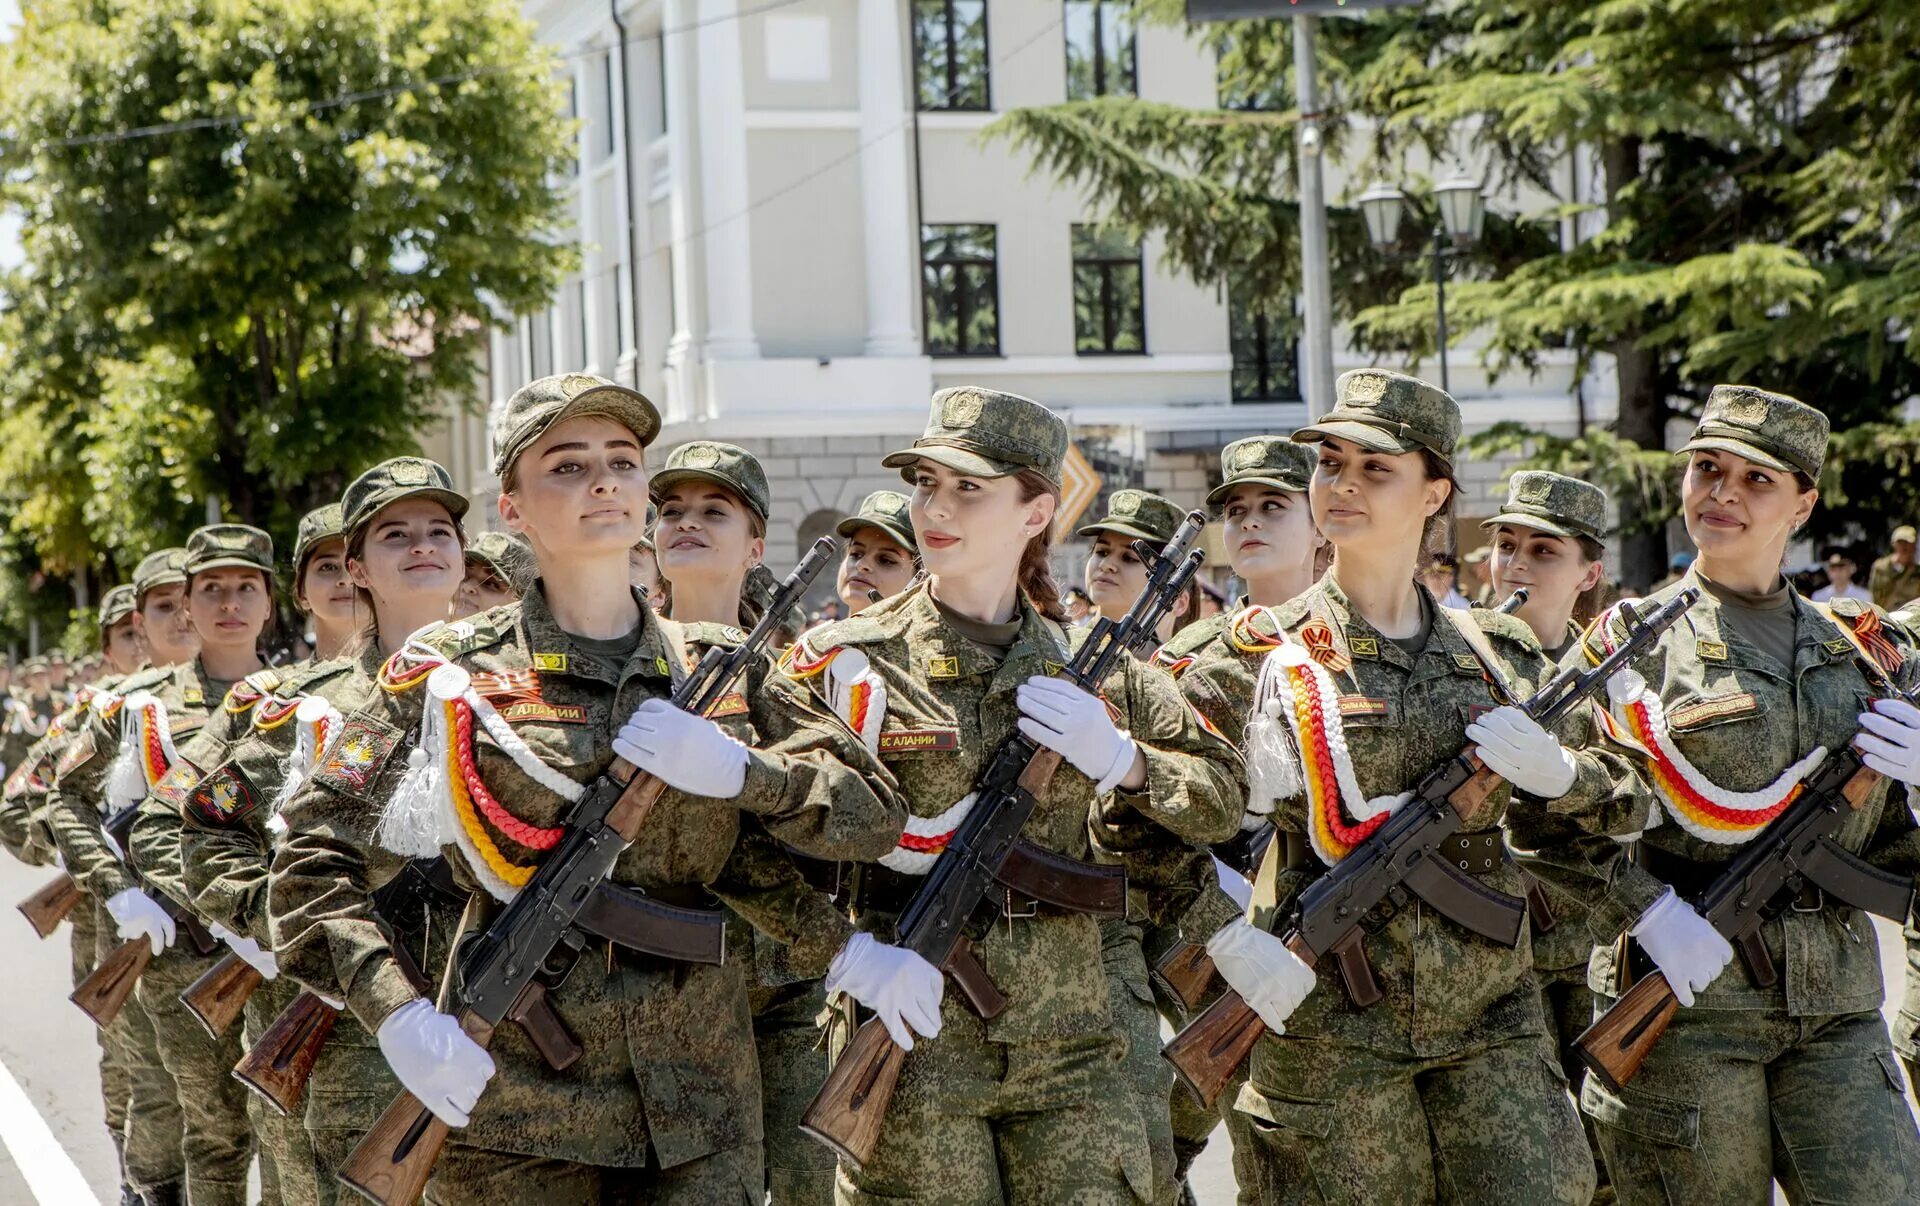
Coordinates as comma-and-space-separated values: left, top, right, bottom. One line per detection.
989, 1, 1920, 584
0, 0, 577, 645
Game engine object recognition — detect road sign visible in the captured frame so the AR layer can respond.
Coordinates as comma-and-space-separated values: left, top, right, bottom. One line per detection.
1054, 443, 1103, 541
1187, 0, 1419, 21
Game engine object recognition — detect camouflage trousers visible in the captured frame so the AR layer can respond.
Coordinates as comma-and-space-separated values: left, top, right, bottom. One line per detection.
830, 1003, 1155, 1204
242, 975, 320, 1206
1242, 1029, 1594, 1204
68, 897, 130, 1168
1582, 1002, 1920, 1204
754, 979, 836, 1205
1894, 922, 1920, 1105
133, 944, 253, 1206
96, 905, 187, 1195
1103, 922, 1177, 1205
1537, 963, 1608, 1205
424, 1140, 763, 1204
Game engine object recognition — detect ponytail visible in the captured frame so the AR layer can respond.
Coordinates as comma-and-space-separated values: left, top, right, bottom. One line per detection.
1015, 470, 1068, 623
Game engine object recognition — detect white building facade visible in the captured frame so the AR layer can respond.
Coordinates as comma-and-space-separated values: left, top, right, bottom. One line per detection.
492, 0, 1618, 578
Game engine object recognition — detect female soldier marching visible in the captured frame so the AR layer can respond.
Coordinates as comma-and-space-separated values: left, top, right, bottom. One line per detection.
271, 374, 908, 1203
784, 387, 1244, 1203
1200, 369, 1632, 1203
1579, 386, 1920, 1201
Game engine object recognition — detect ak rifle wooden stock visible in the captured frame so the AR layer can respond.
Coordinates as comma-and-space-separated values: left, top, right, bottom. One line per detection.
181, 952, 264, 1039
19, 872, 82, 938
232, 989, 339, 1115
800, 513, 1208, 1170
1162, 589, 1701, 1109
337, 537, 838, 1206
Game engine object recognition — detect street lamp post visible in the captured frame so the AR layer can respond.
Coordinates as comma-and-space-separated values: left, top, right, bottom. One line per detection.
1357, 174, 1486, 394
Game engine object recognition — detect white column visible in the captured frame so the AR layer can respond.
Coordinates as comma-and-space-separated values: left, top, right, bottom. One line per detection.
695, 0, 760, 360
661, 0, 701, 419
858, 0, 920, 357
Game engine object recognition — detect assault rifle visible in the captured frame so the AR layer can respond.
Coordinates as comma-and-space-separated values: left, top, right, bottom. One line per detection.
71, 803, 220, 1027
1156, 585, 1540, 1011
799, 512, 1207, 1169
233, 857, 462, 1115
338, 536, 838, 1205
1163, 588, 1701, 1108
19, 870, 82, 938
1576, 667, 1917, 1091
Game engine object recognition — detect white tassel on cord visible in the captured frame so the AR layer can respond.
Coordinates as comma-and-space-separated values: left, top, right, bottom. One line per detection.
268, 695, 343, 836
375, 660, 465, 858
1243, 647, 1305, 830
105, 691, 174, 813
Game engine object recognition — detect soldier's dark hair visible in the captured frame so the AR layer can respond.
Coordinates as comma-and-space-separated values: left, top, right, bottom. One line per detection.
1573, 533, 1609, 627
1015, 470, 1068, 622
1418, 449, 1459, 561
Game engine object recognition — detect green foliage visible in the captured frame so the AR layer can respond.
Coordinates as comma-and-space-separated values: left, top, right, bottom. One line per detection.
1462, 422, 1679, 538
0, 0, 577, 649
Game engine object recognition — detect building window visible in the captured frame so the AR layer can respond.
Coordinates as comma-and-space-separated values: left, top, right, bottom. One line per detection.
1229, 295, 1300, 401
613, 262, 633, 355
914, 0, 990, 111
1065, 0, 1135, 100
601, 52, 618, 159
576, 279, 590, 369
1072, 224, 1145, 355
921, 224, 999, 357
563, 79, 580, 178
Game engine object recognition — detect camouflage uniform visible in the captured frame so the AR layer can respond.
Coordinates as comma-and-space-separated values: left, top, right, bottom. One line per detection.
271, 374, 903, 1204
1870, 528, 1920, 613
1235, 371, 1630, 1204
0, 662, 58, 781
1142, 437, 1321, 1205
651, 441, 839, 1206
1076, 485, 1234, 1206
789, 388, 1244, 1204
48, 550, 195, 1203
466, 530, 537, 598
1477, 470, 1621, 1202
117, 526, 282, 1206
1579, 387, 1920, 1202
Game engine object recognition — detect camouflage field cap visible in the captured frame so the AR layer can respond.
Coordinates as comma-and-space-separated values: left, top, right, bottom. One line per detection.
882, 387, 1068, 487
20, 657, 45, 676
1077, 489, 1182, 545
342, 457, 469, 544
1481, 471, 1608, 543
132, 548, 190, 601
1292, 368, 1461, 470
492, 372, 661, 478
465, 530, 536, 595
186, 523, 275, 578
649, 441, 771, 522
1207, 436, 1315, 507
97, 585, 137, 631
292, 503, 346, 575
1676, 384, 1828, 479
835, 490, 917, 554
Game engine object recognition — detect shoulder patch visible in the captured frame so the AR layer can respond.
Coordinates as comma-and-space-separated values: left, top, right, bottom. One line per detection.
186, 764, 261, 826
314, 718, 401, 794
150, 758, 205, 810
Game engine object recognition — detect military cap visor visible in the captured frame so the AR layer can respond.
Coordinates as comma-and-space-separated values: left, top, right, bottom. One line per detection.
1076, 517, 1166, 544
882, 440, 1036, 483
1481, 511, 1584, 542
133, 549, 190, 601
185, 526, 276, 578
647, 467, 769, 522
349, 485, 470, 539
1292, 416, 1447, 464
836, 513, 917, 553
493, 376, 662, 478
1205, 474, 1307, 508
1674, 432, 1801, 477
292, 504, 347, 574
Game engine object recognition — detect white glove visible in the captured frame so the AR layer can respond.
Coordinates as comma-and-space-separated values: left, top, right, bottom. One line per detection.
824, 932, 945, 1051
1857, 698, 1920, 787
1466, 705, 1578, 799
209, 922, 278, 981
611, 699, 749, 799
1015, 677, 1139, 794
375, 998, 496, 1127
1630, 888, 1733, 1007
105, 887, 175, 956
1213, 856, 1254, 912
1206, 917, 1315, 1034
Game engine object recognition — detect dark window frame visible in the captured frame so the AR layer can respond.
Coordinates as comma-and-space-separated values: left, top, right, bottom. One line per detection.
1064, 0, 1137, 101
1072, 224, 1147, 356
913, 0, 992, 112
921, 223, 1001, 358
601, 52, 618, 158
1229, 295, 1301, 402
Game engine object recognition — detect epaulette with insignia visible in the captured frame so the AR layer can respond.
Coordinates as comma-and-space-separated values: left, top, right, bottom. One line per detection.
1154, 612, 1229, 662
115, 665, 174, 694
223, 668, 283, 715
1473, 610, 1538, 648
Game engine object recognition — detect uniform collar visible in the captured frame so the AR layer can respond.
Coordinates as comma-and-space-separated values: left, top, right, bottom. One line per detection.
905, 583, 1072, 695
515, 582, 674, 687
1671, 566, 1853, 679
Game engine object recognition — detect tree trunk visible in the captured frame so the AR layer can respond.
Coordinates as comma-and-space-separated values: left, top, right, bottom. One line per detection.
1603, 135, 1667, 589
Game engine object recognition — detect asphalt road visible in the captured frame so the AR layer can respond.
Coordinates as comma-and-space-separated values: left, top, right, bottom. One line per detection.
0, 846, 1906, 1205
